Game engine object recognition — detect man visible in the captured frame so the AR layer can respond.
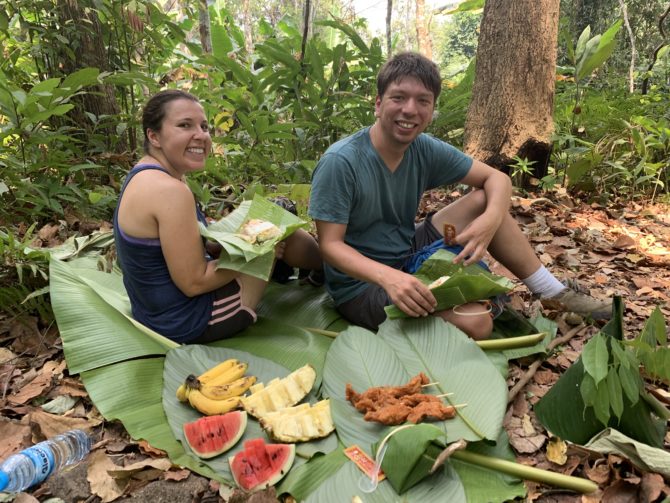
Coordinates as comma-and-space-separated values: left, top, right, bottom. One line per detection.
308, 52, 610, 339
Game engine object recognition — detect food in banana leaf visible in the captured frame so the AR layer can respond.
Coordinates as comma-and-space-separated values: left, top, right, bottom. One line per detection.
238, 219, 282, 244
345, 373, 456, 425
427, 275, 450, 289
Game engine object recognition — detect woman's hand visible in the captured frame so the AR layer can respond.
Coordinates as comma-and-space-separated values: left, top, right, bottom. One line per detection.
275, 240, 286, 260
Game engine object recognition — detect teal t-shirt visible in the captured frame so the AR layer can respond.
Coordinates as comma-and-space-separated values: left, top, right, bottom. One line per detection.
309, 127, 473, 305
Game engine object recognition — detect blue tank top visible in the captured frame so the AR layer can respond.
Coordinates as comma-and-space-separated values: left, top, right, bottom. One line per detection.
113, 164, 213, 343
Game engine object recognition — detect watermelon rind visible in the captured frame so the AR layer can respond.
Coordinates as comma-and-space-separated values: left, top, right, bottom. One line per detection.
228, 439, 296, 491
183, 411, 247, 459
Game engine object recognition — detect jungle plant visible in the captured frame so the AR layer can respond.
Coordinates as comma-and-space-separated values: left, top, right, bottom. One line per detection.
0, 226, 52, 321
535, 298, 669, 448
554, 20, 623, 188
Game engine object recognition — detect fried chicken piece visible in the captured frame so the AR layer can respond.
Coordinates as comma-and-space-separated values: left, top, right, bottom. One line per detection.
399, 393, 442, 407
346, 373, 454, 426
364, 403, 412, 425
346, 373, 431, 408
407, 401, 456, 424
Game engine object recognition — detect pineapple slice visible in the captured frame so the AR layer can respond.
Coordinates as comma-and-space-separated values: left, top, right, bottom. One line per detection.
260, 399, 335, 442
240, 364, 316, 419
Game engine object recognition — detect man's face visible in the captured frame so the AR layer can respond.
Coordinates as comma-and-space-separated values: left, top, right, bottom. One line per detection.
374, 77, 435, 147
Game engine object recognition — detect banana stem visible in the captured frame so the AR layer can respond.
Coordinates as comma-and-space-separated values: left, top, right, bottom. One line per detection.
476, 333, 547, 350
305, 327, 339, 338
451, 450, 597, 494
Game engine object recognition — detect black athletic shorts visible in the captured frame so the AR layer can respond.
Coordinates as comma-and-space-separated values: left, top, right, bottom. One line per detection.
191, 279, 256, 343
336, 214, 442, 331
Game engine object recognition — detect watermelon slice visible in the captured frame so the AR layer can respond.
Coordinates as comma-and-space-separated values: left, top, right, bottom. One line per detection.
229, 438, 296, 491
183, 411, 247, 459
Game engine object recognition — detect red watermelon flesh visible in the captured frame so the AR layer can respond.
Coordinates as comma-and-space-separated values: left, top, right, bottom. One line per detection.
183, 411, 247, 459
229, 439, 296, 492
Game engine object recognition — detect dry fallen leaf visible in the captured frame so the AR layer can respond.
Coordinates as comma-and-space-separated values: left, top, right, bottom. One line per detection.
164, 469, 190, 482
137, 439, 167, 457
87, 450, 127, 503
26, 409, 99, 439
106, 457, 173, 480
0, 420, 32, 459
7, 361, 64, 405
546, 437, 568, 466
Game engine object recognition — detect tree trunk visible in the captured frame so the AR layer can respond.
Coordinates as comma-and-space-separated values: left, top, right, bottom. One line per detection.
198, 0, 213, 54
415, 0, 433, 58
242, 0, 253, 53
386, 0, 393, 57
463, 0, 559, 180
55, 0, 123, 151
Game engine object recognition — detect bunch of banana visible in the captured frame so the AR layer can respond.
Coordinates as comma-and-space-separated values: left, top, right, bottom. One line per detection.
176, 359, 257, 416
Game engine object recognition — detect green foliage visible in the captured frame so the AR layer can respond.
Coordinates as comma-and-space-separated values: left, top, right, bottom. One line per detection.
433, 11, 481, 76
578, 303, 667, 427
0, 226, 52, 321
182, 14, 382, 190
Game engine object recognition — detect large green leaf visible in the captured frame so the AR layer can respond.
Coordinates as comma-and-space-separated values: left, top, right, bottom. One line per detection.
162, 345, 337, 484
213, 317, 333, 389
584, 428, 670, 478
303, 457, 466, 502
256, 282, 347, 332
80, 358, 223, 482
322, 317, 507, 452
50, 258, 175, 374
534, 357, 666, 447
276, 448, 348, 500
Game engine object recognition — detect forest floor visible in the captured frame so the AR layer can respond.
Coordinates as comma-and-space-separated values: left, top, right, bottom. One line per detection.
1, 188, 669, 503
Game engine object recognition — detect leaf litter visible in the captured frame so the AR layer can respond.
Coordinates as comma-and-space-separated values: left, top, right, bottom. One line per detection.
0, 189, 667, 502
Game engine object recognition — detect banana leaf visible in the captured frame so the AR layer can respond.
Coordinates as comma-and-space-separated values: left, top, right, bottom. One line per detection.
535, 299, 666, 447
162, 345, 337, 484
212, 318, 333, 390
303, 454, 466, 502
375, 424, 447, 494
80, 357, 225, 482
200, 194, 309, 280
385, 249, 514, 319
322, 317, 507, 451
49, 257, 176, 374
50, 257, 342, 484
255, 282, 348, 333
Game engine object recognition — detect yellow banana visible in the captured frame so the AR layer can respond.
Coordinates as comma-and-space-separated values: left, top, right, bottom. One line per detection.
197, 358, 240, 384
205, 362, 248, 387
200, 375, 257, 400
176, 384, 189, 402
187, 389, 241, 416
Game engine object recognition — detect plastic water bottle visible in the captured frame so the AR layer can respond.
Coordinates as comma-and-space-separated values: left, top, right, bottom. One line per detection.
0, 429, 92, 493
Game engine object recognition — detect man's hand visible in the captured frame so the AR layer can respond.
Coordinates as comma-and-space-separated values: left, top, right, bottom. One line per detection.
453, 212, 501, 266
379, 268, 437, 317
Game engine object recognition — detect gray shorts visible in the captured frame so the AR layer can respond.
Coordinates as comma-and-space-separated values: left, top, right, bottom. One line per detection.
336, 215, 441, 331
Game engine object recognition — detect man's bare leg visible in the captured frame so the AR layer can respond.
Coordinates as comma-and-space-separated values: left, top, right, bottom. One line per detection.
429, 190, 541, 279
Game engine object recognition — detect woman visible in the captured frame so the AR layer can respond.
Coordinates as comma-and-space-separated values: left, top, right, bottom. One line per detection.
114, 90, 321, 343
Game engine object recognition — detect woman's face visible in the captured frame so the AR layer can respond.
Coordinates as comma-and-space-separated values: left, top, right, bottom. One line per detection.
147, 98, 212, 175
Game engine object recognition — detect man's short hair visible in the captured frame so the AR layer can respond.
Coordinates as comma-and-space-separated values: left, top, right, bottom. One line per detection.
377, 52, 442, 101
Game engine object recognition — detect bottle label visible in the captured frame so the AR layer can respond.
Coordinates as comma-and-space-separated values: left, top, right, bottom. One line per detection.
22, 446, 55, 485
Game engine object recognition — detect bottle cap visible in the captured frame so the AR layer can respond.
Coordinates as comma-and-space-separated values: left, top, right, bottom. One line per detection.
0, 470, 8, 492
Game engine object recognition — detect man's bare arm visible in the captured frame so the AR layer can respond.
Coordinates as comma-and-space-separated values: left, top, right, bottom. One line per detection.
450, 159, 512, 265
315, 220, 436, 317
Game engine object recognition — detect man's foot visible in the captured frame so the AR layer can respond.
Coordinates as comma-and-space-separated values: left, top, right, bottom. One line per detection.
541, 280, 612, 320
